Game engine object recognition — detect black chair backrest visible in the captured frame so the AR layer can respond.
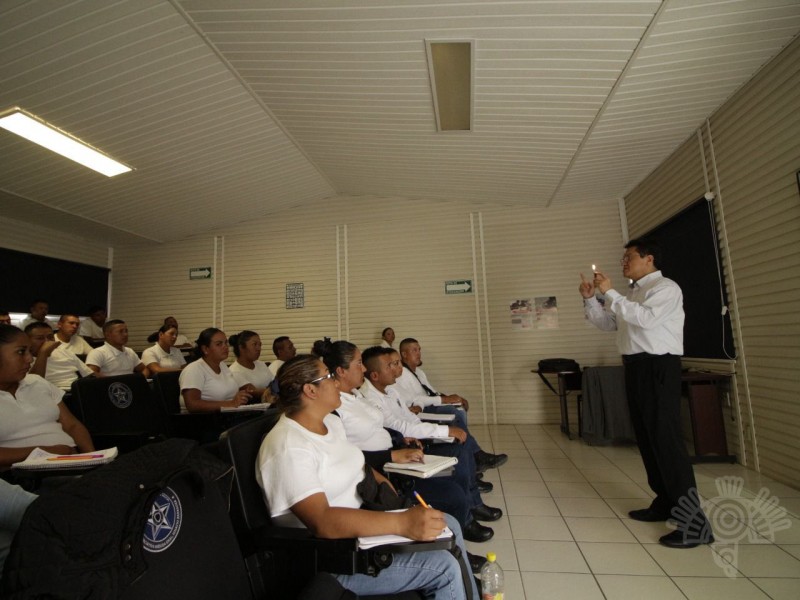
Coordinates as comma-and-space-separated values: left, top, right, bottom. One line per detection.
152, 371, 182, 415
70, 374, 168, 438
222, 411, 281, 534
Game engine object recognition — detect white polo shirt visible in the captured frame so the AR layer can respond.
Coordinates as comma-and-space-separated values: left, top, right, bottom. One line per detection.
85, 343, 143, 376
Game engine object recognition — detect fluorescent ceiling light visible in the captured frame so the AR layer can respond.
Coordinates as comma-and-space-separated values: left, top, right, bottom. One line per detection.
0, 107, 132, 177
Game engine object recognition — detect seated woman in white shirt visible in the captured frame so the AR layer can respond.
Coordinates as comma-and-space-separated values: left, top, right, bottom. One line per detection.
228, 330, 274, 403
178, 328, 255, 413
141, 324, 187, 374
0, 325, 95, 469
257, 354, 477, 600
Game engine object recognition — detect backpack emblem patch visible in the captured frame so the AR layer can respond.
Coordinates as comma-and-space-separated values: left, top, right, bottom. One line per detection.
143, 487, 183, 553
107, 382, 133, 409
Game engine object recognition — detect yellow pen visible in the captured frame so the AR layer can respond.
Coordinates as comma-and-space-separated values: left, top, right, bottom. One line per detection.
414, 491, 431, 508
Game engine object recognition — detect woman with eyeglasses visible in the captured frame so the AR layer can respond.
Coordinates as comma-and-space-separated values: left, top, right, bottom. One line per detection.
257, 354, 477, 599
141, 323, 186, 374
179, 328, 254, 413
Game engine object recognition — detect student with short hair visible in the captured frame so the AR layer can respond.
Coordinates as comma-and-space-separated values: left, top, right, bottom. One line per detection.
19, 300, 56, 331
54, 314, 93, 355
268, 335, 296, 377
85, 320, 148, 377
79, 306, 106, 346
26, 322, 93, 389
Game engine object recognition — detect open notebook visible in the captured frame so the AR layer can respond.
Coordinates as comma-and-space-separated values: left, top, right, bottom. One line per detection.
382, 454, 457, 479
12, 447, 118, 470
358, 509, 453, 550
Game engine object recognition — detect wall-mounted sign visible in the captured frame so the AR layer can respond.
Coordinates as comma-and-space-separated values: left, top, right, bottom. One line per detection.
189, 267, 212, 280
445, 280, 472, 295
286, 282, 305, 309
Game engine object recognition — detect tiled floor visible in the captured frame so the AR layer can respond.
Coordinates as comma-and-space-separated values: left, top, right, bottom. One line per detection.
467, 423, 800, 599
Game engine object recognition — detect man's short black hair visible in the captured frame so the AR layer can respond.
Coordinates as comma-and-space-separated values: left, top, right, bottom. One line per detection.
362, 345, 393, 376
272, 335, 290, 356
625, 237, 662, 269
24, 321, 52, 334
102, 319, 126, 334
398, 338, 419, 354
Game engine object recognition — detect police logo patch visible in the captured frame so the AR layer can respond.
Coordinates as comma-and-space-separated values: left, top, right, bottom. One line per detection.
143, 487, 183, 553
107, 382, 133, 409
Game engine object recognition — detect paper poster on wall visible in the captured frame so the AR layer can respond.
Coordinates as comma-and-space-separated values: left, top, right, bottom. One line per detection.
510, 299, 533, 330
535, 296, 559, 329
285, 283, 304, 309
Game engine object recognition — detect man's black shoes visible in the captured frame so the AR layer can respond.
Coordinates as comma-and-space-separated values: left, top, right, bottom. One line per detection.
628, 507, 671, 522
477, 480, 494, 493
659, 529, 714, 549
475, 450, 508, 473
463, 520, 494, 542
472, 504, 503, 522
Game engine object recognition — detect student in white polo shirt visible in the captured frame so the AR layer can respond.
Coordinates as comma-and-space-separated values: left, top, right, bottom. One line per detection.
85, 320, 148, 378
26, 322, 93, 389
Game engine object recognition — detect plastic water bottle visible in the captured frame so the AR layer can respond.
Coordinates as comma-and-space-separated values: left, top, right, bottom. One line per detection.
480, 552, 504, 600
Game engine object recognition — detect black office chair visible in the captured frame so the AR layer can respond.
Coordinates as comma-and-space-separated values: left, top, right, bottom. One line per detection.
69, 373, 169, 453
220, 412, 451, 600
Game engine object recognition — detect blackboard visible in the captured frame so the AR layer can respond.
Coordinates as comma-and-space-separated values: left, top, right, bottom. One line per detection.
641, 198, 735, 359
0, 247, 109, 316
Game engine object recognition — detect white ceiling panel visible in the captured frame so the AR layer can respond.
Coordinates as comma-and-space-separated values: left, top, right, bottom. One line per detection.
1, 0, 798, 241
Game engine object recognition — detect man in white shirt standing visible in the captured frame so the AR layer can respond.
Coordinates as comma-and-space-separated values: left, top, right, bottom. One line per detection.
581, 238, 712, 549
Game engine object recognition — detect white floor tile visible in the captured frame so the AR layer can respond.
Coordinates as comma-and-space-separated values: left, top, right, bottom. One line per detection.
596, 574, 685, 600
579, 468, 634, 483
565, 517, 638, 543
750, 577, 800, 600
504, 496, 560, 516
514, 540, 590, 573
591, 481, 651, 499
728, 544, 800, 577
498, 467, 543, 483
500, 480, 552, 497
520, 572, 604, 599
547, 481, 600, 498
466, 537, 519, 571
555, 497, 617, 518
579, 541, 664, 575
532, 457, 575, 469
539, 468, 587, 483
673, 576, 772, 599
644, 543, 741, 577
509, 515, 573, 541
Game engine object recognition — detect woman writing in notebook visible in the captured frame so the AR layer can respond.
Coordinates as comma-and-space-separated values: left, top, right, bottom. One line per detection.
257, 354, 477, 599
0, 324, 94, 469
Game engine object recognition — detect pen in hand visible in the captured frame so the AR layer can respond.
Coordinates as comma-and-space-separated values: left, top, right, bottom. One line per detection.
414, 491, 431, 509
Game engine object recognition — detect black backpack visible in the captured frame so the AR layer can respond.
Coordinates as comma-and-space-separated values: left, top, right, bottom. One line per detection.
537, 358, 580, 373
1, 439, 251, 600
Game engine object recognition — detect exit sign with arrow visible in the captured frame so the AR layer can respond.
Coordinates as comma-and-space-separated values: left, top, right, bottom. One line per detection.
189, 267, 212, 280
445, 280, 472, 294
